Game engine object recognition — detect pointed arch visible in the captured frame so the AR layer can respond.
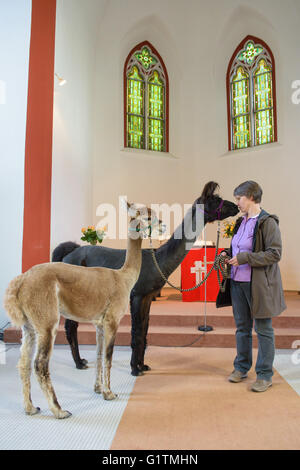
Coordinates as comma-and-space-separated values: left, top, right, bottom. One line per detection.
124, 41, 169, 152
226, 35, 277, 151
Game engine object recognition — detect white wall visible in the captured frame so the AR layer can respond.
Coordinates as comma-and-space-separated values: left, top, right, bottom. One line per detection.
52, 0, 300, 290
90, 0, 300, 289
51, 0, 108, 251
0, 0, 32, 327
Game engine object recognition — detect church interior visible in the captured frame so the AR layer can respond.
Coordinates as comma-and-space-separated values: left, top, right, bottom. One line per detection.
0, 0, 299, 452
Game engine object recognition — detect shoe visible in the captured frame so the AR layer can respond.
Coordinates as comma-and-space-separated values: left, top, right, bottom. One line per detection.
228, 370, 248, 383
251, 379, 272, 392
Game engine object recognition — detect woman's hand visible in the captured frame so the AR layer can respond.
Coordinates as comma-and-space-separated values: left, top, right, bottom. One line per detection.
228, 256, 239, 266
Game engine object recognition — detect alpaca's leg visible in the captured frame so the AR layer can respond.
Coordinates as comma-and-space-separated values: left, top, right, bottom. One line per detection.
18, 324, 39, 415
94, 325, 104, 394
34, 326, 71, 419
65, 319, 88, 369
102, 321, 118, 400
130, 294, 145, 376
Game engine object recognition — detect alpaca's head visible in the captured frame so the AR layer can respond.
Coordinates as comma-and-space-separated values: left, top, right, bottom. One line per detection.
194, 181, 239, 223
126, 201, 166, 238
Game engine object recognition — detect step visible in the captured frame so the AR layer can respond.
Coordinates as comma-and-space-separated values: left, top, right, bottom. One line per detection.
4, 290, 300, 349
119, 311, 300, 329
5, 323, 300, 349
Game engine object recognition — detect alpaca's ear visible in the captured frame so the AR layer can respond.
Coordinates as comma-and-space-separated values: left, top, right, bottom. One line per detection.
201, 181, 220, 200
127, 200, 138, 217
120, 197, 136, 216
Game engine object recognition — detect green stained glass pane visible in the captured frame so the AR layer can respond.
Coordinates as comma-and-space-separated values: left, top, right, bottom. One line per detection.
148, 118, 164, 152
232, 67, 250, 117
148, 71, 164, 120
127, 115, 144, 149
232, 115, 251, 149
134, 47, 157, 70
255, 109, 274, 145
238, 41, 263, 65
254, 60, 273, 111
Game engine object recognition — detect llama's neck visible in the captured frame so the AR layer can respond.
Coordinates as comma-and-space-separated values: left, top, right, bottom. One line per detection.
121, 233, 143, 287
157, 205, 207, 278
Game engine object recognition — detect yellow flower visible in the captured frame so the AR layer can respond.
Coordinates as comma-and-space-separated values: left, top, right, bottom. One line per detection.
81, 227, 86, 233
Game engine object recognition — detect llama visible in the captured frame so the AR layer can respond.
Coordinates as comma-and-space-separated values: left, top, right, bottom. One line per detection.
4, 202, 163, 419
53, 182, 239, 376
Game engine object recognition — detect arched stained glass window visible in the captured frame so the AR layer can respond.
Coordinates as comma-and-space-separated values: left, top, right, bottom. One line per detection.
227, 36, 277, 151
124, 41, 169, 152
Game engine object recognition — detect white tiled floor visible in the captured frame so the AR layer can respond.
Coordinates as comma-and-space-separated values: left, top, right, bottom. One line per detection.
0, 345, 136, 450
274, 349, 300, 396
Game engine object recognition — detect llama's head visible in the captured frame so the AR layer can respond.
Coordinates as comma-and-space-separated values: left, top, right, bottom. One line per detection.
126, 201, 166, 239
195, 181, 239, 223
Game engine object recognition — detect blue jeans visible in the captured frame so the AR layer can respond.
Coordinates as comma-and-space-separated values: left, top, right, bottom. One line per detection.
231, 280, 275, 381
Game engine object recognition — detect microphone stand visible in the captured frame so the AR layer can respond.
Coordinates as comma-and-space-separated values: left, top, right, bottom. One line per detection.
198, 225, 213, 332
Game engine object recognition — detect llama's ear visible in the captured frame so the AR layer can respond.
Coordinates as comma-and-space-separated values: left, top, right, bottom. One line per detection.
201, 181, 220, 200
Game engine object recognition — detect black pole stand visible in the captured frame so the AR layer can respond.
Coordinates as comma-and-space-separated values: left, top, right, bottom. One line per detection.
198, 227, 213, 332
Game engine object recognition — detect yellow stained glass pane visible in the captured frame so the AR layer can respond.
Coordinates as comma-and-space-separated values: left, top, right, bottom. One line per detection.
148, 71, 164, 151
148, 71, 164, 120
253, 59, 274, 145
127, 66, 145, 149
232, 115, 251, 149
148, 118, 164, 152
255, 109, 274, 145
254, 60, 273, 111
231, 67, 250, 117
127, 115, 144, 149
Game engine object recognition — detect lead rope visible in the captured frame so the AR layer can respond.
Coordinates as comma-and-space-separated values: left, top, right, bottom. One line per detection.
149, 221, 231, 293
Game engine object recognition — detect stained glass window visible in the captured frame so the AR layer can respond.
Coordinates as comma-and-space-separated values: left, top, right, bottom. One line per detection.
227, 38, 276, 150
125, 43, 168, 152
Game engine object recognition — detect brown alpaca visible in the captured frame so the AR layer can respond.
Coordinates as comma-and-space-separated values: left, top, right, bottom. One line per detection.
4, 202, 162, 419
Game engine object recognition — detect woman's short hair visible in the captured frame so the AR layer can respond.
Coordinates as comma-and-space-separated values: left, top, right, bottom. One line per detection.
233, 181, 262, 203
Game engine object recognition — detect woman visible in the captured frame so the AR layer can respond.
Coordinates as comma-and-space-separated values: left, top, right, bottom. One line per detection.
221, 181, 286, 392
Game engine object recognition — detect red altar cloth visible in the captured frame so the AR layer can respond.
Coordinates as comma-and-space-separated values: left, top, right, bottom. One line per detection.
181, 247, 225, 302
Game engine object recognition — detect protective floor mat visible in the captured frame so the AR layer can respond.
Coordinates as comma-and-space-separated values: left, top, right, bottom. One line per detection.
0, 345, 136, 450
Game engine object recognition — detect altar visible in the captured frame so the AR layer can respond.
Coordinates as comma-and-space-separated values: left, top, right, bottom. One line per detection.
181, 247, 225, 302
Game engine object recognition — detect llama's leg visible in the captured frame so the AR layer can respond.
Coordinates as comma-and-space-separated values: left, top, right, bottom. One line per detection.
102, 321, 118, 400
34, 327, 71, 419
94, 325, 104, 394
140, 295, 153, 371
130, 294, 145, 376
18, 324, 39, 415
65, 319, 88, 369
